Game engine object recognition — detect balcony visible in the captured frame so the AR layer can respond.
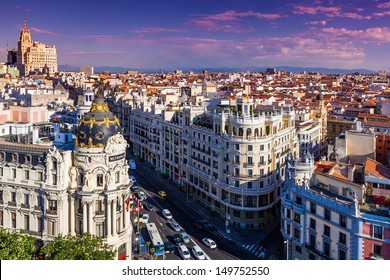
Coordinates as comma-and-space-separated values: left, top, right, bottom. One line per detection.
95, 210, 105, 216
21, 203, 30, 209
258, 161, 265, 167
305, 243, 332, 260
46, 209, 57, 215
243, 162, 255, 167
232, 161, 240, 166
8, 201, 16, 207
34, 205, 43, 211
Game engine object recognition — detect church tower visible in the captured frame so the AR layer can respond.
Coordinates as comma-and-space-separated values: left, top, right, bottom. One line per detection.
16, 19, 32, 76
70, 88, 132, 259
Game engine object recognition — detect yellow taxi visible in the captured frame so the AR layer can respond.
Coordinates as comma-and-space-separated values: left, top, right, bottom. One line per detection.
158, 191, 167, 198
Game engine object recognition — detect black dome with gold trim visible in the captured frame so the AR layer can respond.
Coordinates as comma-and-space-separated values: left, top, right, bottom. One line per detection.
75, 96, 122, 148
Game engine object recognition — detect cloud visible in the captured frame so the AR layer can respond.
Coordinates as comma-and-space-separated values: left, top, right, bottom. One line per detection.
319, 27, 390, 44
189, 10, 282, 32
305, 20, 327, 25
80, 35, 155, 45
292, 4, 371, 19
374, 11, 390, 17
133, 27, 185, 34
30, 27, 66, 37
68, 50, 129, 55
377, 1, 390, 9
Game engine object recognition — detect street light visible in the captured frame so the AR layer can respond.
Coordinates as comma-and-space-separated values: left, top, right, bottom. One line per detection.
284, 240, 289, 260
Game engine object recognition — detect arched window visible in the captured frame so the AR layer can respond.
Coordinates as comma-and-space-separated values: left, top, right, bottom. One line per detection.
254, 128, 259, 137
247, 128, 252, 137
266, 126, 270, 136
233, 127, 236, 136
239, 128, 243, 136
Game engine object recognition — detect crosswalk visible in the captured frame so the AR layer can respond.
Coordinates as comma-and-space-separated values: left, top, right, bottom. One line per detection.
241, 243, 267, 259
211, 229, 233, 241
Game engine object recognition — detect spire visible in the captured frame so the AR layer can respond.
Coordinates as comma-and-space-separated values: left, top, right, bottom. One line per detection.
23, 19, 27, 29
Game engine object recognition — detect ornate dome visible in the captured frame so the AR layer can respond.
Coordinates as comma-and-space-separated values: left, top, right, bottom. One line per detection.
75, 96, 122, 148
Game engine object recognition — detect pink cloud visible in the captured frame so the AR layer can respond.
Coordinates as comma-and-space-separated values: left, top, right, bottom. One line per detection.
374, 11, 390, 17
133, 27, 185, 34
320, 27, 390, 44
292, 5, 370, 19
305, 20, 327, 25
30, 27, 65, 36
378, 1, 390, 8
189, 10, 281, 32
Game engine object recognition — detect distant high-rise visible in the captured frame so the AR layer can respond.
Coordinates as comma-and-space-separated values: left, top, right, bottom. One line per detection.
16, 20, 58, 76
7, 49, 17, 65
80, 66, 94, 76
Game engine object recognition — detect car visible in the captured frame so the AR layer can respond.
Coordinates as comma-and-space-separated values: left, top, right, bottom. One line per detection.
172, 234, 182, 246
162, 209, 172, 220
144, 202, 154, 211
179, 232, 190, 244
191, 245, 206, 260
138, 191, 147, 201
131, 183, 140, 192
141, 213, 149, 224
169, 220, 181, 232
129, 175, 137, 184
164, 241, 175, 254
158, 191, 167, 198
202, 238, 217, 249
178, 245, 191, 260
193, 220, 213, 231
129, 159, 136, 170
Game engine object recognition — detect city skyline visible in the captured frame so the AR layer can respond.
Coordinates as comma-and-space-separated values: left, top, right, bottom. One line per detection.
1, 0, 390, 71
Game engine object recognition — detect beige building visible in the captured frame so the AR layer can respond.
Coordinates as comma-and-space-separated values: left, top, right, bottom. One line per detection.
16, 20, 58, 76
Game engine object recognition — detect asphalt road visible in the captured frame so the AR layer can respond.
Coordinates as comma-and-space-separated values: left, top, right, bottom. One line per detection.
130, 163, 238, 260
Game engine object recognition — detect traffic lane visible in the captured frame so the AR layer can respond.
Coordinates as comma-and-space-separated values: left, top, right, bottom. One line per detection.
131, 168, 237, 260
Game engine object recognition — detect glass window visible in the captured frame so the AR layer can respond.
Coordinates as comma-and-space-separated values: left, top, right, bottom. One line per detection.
324, 225, 330, 237
373, 225, 383, 239
309, 218, 316, 229
339, 232, 346, 244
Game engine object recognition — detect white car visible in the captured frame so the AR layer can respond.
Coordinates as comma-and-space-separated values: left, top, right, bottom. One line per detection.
141, 214, 149, 224
178, 245, 191, 260
162, 209, 172, 220
191, 245, 206, 260
138, 191, 147, 201
129, 159, 136, 170
129, 175, 137, 184
179, 232, 190, 244
202, 238, 217, 249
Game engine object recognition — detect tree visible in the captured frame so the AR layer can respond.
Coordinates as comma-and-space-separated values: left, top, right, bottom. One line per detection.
41, 233, 116, 260
0, 228, 36, 260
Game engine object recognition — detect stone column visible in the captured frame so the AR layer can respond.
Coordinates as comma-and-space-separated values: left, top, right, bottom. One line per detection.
88, 201, 93, 234
107, 199, 112, 237
70, 196, 75, 235
112, 198, 117, 237
83, 201, 87, 234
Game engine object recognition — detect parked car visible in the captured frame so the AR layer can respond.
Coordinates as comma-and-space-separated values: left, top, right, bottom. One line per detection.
179, 232, 190, 244
202, 237, 217, 249
129, 159, 136, 170
169, 220, 181, 232
164, 241, 175, 254
129, 175, 137, 184
144, 202, 154, 211
171, 234, 182, 246
131, 184, 140, 192
162, 209, 172, 219
138, 191, 147, 201
178, 245, 191, 260
191, 245, 206, 260
141, 214, 149, 224
158, 191, 167, 198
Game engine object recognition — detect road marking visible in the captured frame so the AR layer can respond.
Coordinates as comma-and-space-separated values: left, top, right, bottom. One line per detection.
248, 244, 255, 251
245, 245, 250, 250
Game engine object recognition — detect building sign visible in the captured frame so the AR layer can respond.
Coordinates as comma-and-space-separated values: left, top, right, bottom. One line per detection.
109, 153, 125, 162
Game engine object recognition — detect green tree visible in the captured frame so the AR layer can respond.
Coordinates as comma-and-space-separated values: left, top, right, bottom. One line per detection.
0, 228, 36, 260
41, 233, 116, 260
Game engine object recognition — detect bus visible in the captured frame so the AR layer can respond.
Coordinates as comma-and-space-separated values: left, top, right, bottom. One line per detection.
145, 222, 165, 256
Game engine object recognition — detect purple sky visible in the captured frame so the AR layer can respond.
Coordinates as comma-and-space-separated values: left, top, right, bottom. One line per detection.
1, 0, 390, 70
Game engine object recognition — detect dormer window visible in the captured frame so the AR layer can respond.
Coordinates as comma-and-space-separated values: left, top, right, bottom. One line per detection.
12, 153, 18, 163
25, 155, 32, 164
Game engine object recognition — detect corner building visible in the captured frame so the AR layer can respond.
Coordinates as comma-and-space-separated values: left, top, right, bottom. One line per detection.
0, 96, 132, 259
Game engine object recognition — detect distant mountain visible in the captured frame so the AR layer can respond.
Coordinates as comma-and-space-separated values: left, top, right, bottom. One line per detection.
59, 64, 378, 75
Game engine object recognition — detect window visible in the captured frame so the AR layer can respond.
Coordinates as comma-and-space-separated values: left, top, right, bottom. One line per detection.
233, 210, 240, 218
309, 233, 316, 248
324, 208, 331, 220
373, 244, 383, 256
339, 232, 346, 244
24, 215, 30, 231
294, 227, 300, 240
296, 196, 302, 205
11, 192, 16, 202
286, 223, 291, 235
38, 171, 43, 181
286, 209, 291, 219
48, 200, 57, 211
235, 181, 239, 188
0, 167, 2, 176
248, 145, 253, 152
247, 182, 253, 189
24, 194, 29, 205
0, 210, 3, 226
235, 144, 239, 150
25, 170, 30, 180
373, 225, 383, 239
38, 217, 43, 233
339, 249, 346, 260
245, 212, 254, 219
248, 156, 253, 164
11, 212, 16, 228
48, 221, 56, 236
340, 214, 347, 228
324, 241, 330, 257
295, 246, 302, 254
310, 218, 316, 229
324, 225, 330, 237
52, 174, 57, 185
97, 174, 104, 187
115, 171, 120, 183
12, 168, 16, 179
310, 202, 316, 214
294, 213, 301, 224
247, 169, 253, 177
96, 223, 105, 237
